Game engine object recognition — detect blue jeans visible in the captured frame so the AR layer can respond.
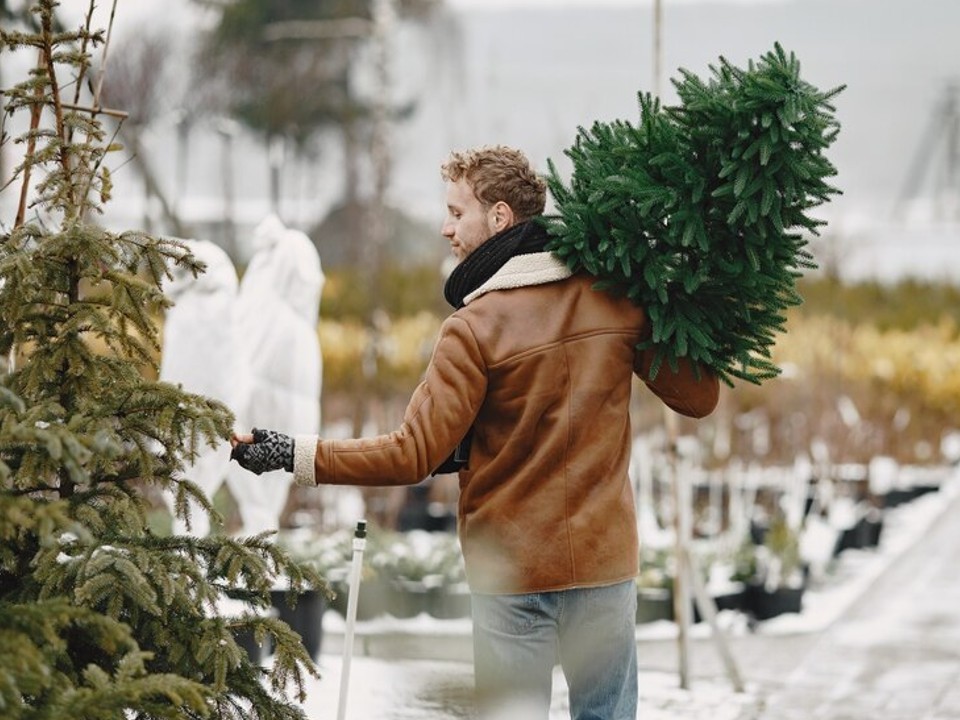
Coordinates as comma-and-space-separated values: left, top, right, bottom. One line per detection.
471, 580, 638, 720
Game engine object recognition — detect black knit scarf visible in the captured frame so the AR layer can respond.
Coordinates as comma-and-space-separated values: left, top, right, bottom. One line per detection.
443, 220, 552, 309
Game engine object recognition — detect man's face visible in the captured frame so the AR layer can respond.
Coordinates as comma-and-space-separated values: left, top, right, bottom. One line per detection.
441, 178, 498, 263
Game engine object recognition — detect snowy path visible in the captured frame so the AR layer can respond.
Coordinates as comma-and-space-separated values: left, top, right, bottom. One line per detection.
749, 480, 960, 719
290, 469, 958, 719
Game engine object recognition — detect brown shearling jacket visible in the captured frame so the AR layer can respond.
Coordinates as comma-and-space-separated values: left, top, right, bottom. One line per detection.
294, 252, 719, 594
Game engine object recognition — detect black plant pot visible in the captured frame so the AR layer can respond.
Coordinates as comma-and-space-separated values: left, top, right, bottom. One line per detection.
883, 485, 936, 508
913, 483, 940, 499
882, 488, 911, 508
863, 516, 883, 547
636, 587, 674, 624
883, 488, 910, 508
692, 585, 747, 623
745, 583, 803, 621
270, 589, 327, 661
429, 585, 472, 619
853, 509, 884, 549
835, 514, 885, 555
835, 523, 864, 554
234, 625, 265, 665
330, 577, 388, 621
386, 579, 436, 619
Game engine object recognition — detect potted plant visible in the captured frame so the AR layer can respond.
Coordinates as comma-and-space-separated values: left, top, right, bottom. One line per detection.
303, 528, 389, 622
371, 530, 444, 619
367, 530, 472, 619
272, 527, 348, 659
636, 548, 674, 624
425, 533, 472, 620
691, 554, 747, 623
741, 512, 806, 621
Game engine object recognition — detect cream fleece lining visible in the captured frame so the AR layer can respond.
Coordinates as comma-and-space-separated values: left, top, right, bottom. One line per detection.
293, 434, 319, 486
462, 252, 573, 306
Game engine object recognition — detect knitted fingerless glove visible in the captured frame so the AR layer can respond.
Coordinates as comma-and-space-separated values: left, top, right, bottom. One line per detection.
230, 428, 294, 475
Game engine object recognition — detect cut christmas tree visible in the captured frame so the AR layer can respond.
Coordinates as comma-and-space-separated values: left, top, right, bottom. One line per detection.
545, 43, 844, 386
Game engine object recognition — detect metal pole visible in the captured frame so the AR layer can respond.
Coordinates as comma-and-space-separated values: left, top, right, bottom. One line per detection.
268, 135, 284, 216
215, 118, 238, 258
175, 112, 191, 221
683, 545, 745, 692
368, 0, 394, 300
362, 0, 395, 436
336, 520, 368, 720
667, 415, 745, 693
944, 82, 959, 220
653, 0, 663, 98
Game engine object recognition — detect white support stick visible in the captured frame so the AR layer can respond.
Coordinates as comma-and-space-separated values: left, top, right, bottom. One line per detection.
666, 409, 691, 690
336, 520, 367, 720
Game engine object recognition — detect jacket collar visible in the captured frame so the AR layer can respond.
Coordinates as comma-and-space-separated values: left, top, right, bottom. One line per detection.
462, 252, 573, 306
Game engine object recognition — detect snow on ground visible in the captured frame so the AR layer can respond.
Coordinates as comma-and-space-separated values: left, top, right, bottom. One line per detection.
301, 656, 762, 720
303, 656, 473, 719
285, 467, 958, 719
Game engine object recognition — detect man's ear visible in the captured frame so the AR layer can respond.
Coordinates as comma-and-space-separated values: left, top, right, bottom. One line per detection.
490, 201, 515, 232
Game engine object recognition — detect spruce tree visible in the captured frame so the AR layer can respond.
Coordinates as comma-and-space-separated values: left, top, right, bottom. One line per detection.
0, 3, 323, 718
545, 44, 844, 386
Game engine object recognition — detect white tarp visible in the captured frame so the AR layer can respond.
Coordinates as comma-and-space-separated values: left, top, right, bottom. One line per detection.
226, 215, 324, 536
160, 238, 241, 537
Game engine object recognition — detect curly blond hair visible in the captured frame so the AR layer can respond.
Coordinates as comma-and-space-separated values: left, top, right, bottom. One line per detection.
440, 145, 547, 222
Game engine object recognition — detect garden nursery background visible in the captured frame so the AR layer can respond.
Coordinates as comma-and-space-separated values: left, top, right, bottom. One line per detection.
2, 0, 960, 718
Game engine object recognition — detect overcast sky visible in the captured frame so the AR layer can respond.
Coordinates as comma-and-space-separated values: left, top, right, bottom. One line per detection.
448, 0, 790, 6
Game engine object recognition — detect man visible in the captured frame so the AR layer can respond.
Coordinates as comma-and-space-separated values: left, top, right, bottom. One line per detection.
231, 145, 719, 719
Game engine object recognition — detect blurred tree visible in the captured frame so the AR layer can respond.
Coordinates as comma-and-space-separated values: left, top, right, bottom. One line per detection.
99, 30, 188, 237
193, 0, 439, 243
195, 0, 442, 437
1, 4, 188, 237
798, 276, 960, 331
0, 0, 37, 184
0, 3, 323, 717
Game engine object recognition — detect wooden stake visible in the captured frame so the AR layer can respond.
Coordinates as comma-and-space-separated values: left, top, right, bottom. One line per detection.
683, 545, 745, 692
70, 1, 98, 109
667, 407, 745, 694
14, 51, 45, 230
61, 101, 128, 120
92, 0, 120, 110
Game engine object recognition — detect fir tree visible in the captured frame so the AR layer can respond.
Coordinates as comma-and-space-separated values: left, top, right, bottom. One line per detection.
545, 44, 844, 386
0, 3, 324, 718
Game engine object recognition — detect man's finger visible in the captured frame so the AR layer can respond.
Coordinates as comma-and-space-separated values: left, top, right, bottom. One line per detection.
231, 433, 254, 446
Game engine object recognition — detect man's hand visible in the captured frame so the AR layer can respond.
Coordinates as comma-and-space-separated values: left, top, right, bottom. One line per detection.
230, 428, 294, 475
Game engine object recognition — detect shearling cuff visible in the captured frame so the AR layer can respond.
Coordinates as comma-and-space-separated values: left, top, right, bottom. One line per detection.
293, 435, 320, 486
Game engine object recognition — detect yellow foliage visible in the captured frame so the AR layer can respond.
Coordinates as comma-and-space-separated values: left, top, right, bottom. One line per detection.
318, 312, 442, 390
317, 309, 960, 424
775, 314, 960, 419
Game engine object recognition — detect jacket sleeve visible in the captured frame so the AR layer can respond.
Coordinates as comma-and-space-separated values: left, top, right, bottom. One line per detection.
294, 315, 487, 487
634, 348, 720, 419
